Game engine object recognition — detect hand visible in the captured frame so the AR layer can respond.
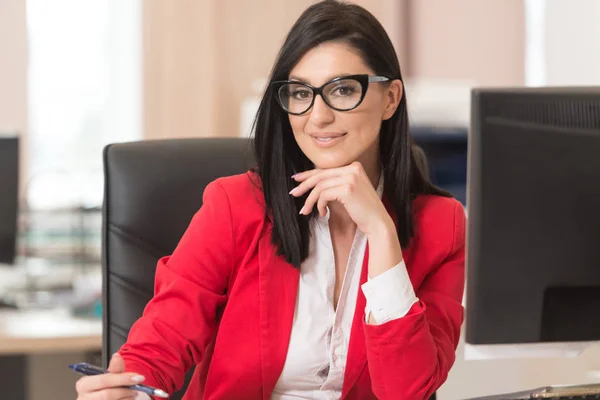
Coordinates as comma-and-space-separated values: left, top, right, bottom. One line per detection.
289, 162, 393, 236
75, 353, 150, 400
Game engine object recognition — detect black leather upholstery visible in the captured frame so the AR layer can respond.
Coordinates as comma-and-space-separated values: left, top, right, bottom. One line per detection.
102, 138, 254, 399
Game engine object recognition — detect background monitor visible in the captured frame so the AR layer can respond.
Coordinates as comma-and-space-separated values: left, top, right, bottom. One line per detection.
412, 125, 468, 205
466, 87, 600, 345
0, 135, 19, 265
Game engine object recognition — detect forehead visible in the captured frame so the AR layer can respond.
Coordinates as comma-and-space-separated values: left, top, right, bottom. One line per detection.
289, 41, 373, 85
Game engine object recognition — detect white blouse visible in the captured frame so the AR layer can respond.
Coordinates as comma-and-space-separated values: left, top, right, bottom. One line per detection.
271, 177, 418, 399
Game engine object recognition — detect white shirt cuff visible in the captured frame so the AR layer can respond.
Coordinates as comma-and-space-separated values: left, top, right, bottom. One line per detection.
361, 260, 418, 324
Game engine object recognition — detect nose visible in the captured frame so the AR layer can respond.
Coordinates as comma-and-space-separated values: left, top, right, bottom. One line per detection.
308, 95, 335, 126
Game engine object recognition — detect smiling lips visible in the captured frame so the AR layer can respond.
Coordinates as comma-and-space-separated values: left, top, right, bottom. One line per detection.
309, 132, 347, 147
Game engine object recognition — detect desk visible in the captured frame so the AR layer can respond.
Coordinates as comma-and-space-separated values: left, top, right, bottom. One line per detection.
0, 263, 103, 399
0, 309, 102, 399
0, 262, 102, 355
0, 308, 101, 355
0, 262, 102, 354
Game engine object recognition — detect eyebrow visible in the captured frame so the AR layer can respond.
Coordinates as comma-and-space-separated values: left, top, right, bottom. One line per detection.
288, 73, 357, 85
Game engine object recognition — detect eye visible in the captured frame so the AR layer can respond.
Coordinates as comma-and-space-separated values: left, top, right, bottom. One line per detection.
330, 84, 357, 97
291, 89, 313, 100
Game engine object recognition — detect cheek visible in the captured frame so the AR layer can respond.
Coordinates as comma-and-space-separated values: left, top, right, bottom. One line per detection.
289, 115, 306, 137
347, 110, 382, 140
353, 95, 386, 137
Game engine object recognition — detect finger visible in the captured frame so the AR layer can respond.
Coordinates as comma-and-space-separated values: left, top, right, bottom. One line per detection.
317, 197, 328, 218
293, 163, 365, 194
76, 373, 145, 394
79, 387, 137, 400
291, 168, 350, 197
317, 188, 335, 216
109, 388, 138, 400
294, 161, 364, 182
108, 352, 126, 373
293, 167, 346, 183
300, 177, 345, 215
317, 187, 347, 214
290, 171, 324, 196
292, 168, 321, 182
299, 176, 351, 215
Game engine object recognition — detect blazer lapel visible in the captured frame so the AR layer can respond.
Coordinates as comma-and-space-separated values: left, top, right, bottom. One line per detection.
341, 244, 370, 398
258, 227, 300, 400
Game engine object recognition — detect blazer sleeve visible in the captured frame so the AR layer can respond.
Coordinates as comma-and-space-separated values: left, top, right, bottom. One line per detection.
118, 180, 234, 395
363, 201, 466, 400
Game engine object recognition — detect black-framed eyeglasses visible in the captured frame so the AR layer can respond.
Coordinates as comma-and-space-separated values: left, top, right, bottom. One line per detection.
271, 74, 391, 115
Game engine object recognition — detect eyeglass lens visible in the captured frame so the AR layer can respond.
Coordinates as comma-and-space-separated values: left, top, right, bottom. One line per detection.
278, 78, 363, 114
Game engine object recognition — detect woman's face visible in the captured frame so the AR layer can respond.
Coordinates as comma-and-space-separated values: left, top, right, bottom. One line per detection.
287, 41, 402, 171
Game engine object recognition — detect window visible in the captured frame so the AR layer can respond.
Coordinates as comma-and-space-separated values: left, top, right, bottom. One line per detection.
24, 0, 141, 263
27, 0, 141, 209
524, 0, 547, 86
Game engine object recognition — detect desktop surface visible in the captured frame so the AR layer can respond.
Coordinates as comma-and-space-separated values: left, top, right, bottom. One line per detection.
0, 307, 102, 355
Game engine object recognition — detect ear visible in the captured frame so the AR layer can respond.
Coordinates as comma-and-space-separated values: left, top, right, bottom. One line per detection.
381, 79, 403, 120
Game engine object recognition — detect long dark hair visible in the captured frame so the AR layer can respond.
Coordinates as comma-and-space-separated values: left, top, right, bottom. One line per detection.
252, 0, 450, 267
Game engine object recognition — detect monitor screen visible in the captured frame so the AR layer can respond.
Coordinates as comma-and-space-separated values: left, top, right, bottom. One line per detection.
0, 136, 19, 264
466, 87, 600, 345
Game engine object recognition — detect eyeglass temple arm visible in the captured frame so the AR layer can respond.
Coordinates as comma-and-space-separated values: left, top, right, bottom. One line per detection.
368, 76, 390, 83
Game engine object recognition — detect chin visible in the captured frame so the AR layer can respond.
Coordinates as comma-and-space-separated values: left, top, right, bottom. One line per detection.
309, 154, 355, 170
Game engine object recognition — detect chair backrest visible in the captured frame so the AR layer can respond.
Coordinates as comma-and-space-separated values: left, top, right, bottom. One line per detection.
102, 137, 254, 400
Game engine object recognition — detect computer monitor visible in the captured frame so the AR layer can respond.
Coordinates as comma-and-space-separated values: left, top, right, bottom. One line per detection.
412, 125, 468, 205
0, 135, 19, 265
466, 87, 600, 345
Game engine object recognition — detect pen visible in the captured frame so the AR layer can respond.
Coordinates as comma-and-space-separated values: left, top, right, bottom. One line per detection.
68, 362, 170, 398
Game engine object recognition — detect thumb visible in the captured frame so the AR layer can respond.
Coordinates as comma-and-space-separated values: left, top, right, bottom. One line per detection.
107, 352, 126, 373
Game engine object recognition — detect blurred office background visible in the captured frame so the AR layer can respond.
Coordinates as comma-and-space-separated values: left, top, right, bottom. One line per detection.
1, 0, 600, 399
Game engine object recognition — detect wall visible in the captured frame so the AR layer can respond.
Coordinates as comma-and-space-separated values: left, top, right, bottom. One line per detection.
408, 0, 525, 86
403, 0, 525, 127
142, 0, 216, 140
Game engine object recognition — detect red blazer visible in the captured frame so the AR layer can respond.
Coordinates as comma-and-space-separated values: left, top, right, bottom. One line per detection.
120, 172, 466, 400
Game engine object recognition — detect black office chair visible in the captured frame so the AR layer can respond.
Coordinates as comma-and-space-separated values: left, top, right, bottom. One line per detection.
102, 137, 254, 400
102, 137, 437, 400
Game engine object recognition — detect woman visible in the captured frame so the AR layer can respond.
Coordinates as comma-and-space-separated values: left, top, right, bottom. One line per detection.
76, 1, 465, 399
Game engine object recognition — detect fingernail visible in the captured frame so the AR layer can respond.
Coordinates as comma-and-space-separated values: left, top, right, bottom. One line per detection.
289, 187, 298, 195
299, 207, 305, 215
131, 375, 145, 383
